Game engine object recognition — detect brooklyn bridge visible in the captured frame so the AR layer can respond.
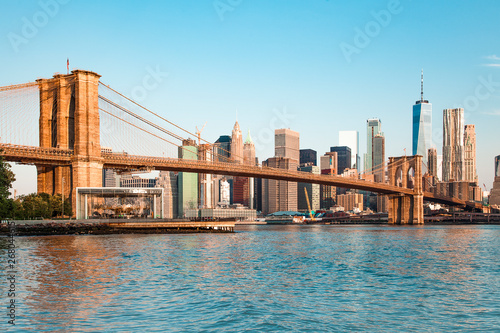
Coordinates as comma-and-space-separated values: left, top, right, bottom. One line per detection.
0, 70, 482, 224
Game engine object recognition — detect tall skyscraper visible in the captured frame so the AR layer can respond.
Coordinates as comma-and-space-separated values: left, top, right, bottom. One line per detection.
412, 70, 432, 166
442, 108, 464, 181
262, 157, 298, 214
428, 148, 438, 179
157, 171, 178, 219
320, 152, 337, 209
178, 139, 198, 217
102, 169, 119, 187
234, 130, 256, 208
231, 121, 243, 163
489, 155, 500, 206
275, 128, 300, 162
373, 134, 385, 183
243, 130, 256, 166
300, 149, 317, 166
298, 165, 320, 212
365, 118, 382, 173
339, 130, 360, 171
198, 143, 213, 208
464, 124, 477, 183
330, 146, 351, 175
261, 129, 300, 214
496, 155, 500, 178
213, 135, 231, 162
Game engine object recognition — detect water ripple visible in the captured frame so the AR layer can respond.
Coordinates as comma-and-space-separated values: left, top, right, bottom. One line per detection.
1, 225, 499, 331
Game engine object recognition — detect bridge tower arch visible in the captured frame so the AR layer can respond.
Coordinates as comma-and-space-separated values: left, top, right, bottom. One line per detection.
387, 155, 423, 224
36, 70, 103, 215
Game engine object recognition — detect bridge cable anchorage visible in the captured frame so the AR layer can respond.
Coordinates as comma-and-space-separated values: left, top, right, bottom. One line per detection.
98, 82, 246, 163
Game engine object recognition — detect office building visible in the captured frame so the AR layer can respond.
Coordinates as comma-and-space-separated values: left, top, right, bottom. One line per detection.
243, 130, 256, 166
377, 195, 388, 213
213, 135, 231, 162
320, 152, 337, 209
231, 121, 243, 163
339, 130, 360, 171
365, 118, 382, 173
373, 134, 385, 183
244, 130, 256, 208
442, 108, 464, 181
298, 165, 320, 212
260, 128, 300, 214
254, 177, 262, 213
464, 125, 477, 183
198, 143, 213, 208
412, 70, 432, 166
275, 128, 300, 162
234, 130, 256, 208
497, 155, 500, 178
437, 155, 443, 182
157, 171, 178, 219
262, 157, 298, 214
233, 177, 250, 208
428, 148, 438, 179
103, 169, 119, 187
300, 149, 317, 166
337, 192, 363, 212
185, 206, 257, 220
330, 146, 351, 175
178, 139, 198, 217
490, 155, 500, 206
121, 175, 157, 187
219, 177, 231, 206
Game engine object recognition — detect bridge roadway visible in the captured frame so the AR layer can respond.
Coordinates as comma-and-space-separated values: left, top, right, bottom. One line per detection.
0, 143, 473, 208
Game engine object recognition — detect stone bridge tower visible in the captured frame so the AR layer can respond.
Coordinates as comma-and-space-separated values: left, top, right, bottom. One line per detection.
36, 70, 103, 215
387, 155, 423, 224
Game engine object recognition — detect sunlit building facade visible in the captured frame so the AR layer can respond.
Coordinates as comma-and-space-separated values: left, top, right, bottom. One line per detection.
442, 108, 464, 181
339, 130, 360, 171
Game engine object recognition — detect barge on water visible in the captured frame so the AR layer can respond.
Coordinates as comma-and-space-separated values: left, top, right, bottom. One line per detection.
265, 211, 307, 224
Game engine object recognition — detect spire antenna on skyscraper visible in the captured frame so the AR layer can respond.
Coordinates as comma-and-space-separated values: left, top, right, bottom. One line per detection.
421, 69, 424, 102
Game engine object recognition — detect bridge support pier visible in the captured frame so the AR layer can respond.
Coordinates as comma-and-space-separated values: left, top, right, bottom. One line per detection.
36, 70, 102, 216
387, 155, 424, 224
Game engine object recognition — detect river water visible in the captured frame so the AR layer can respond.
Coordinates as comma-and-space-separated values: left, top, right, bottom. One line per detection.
2, 224, 499, 332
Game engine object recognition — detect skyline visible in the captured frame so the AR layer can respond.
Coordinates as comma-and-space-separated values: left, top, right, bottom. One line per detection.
1, 0, 499, 194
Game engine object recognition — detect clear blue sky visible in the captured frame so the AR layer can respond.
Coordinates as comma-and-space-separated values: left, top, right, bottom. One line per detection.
1, 0, 499, 194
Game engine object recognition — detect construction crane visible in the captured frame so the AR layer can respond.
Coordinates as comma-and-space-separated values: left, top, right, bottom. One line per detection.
304, 187, 315, 221
195, 121, 207, 146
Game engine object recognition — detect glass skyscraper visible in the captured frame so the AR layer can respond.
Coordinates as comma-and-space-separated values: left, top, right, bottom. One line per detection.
330, 146, 351, 175
339, 131, 359, 171
178, 139, 198, 218
365, 118, 381, 173
412, 71, 432, 167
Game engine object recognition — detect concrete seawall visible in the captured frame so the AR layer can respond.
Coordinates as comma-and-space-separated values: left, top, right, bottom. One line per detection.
0, 219, 235, 236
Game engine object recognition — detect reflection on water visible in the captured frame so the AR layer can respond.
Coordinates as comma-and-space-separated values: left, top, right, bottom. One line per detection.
3, 225, 500, 332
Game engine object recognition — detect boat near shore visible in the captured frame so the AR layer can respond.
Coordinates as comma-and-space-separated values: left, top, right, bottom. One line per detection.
264, 211, 307, 224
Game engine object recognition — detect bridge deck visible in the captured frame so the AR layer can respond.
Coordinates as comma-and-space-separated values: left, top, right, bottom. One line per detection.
0, 143, 479, 208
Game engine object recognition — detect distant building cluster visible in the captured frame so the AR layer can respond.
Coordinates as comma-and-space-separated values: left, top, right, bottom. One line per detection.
99, 70, 496, 217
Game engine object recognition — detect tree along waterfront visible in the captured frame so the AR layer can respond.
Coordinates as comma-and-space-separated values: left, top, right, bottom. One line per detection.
0, 150, 72, 219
